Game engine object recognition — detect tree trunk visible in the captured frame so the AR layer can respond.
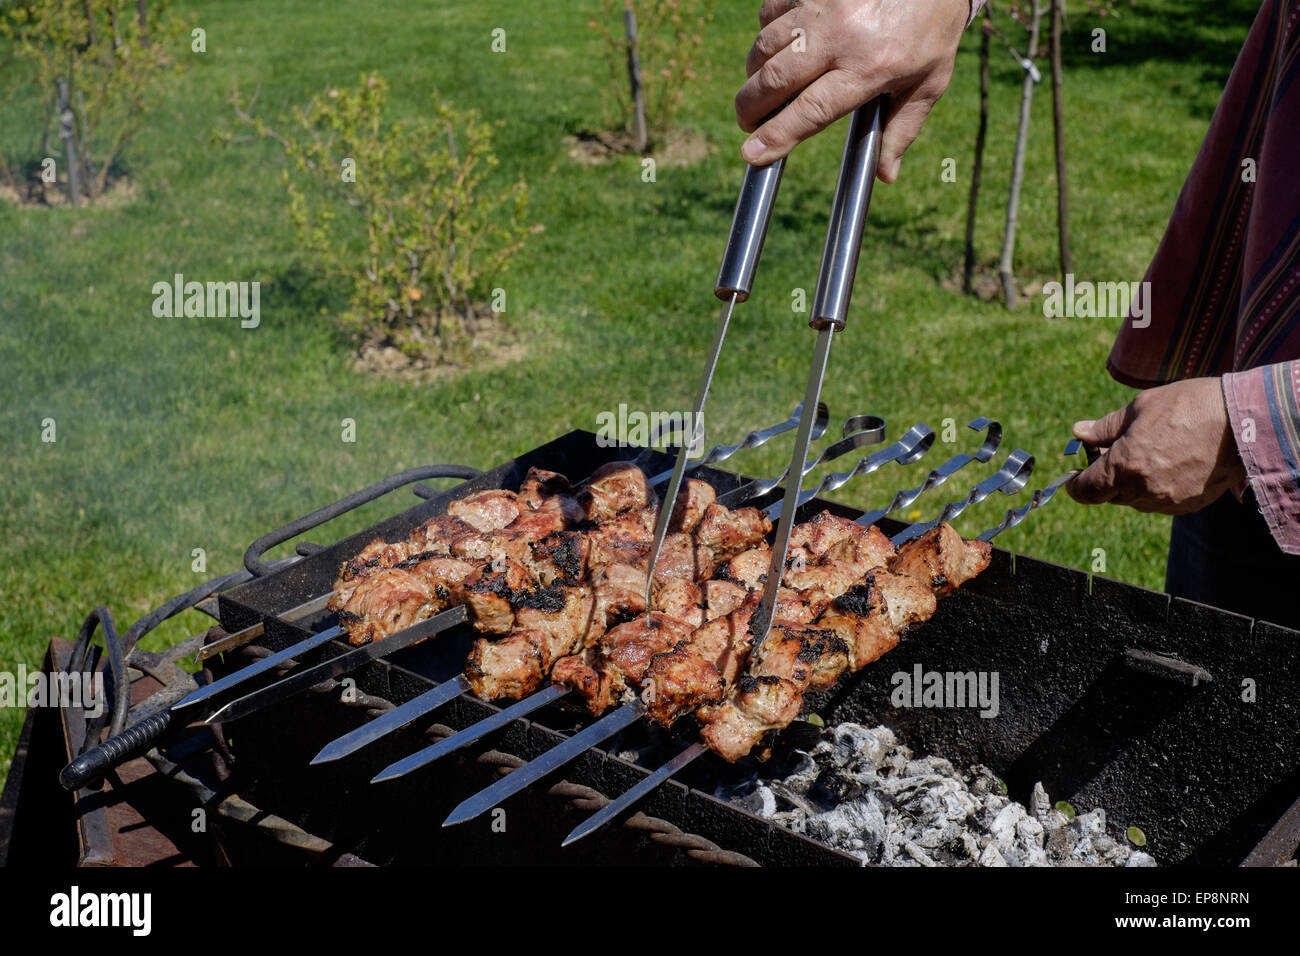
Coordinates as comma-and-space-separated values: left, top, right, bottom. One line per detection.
1050, 0, 1072, 277
624, 5, 648, 152
999, 0, 1045, 309
57, 78, 82, 207
137, 0, 149, 45
963, 9, 992, 295
82, 1, 97, 46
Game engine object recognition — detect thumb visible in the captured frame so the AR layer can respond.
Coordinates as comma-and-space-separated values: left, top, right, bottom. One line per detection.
1073, 403, 1134, 446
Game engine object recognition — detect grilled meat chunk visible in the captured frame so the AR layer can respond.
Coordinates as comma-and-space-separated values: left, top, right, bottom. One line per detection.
697, 625, 849, 762
449, 558, 537, 635
552, 612, 696, 714
820, 522, 896, 573
517, 467, 573, 510
719, 547, 772, 589
668, 479, 717, 534
694, 503, 773, 564
649, 532, 714, 584
447, 489, 523, 532
465, 630, 548, 701
578, 463, 655, 524
701, 579, 748, 619
331, 556, 476, 646
339, 514, 476, 583
889, 524, 992, 596
783, 558, 872, 607
654, 579, 706, 629
787, 510, 863, 563
529, 530, 590, 586
816, 573, 936, 670
465, 586, 604, 700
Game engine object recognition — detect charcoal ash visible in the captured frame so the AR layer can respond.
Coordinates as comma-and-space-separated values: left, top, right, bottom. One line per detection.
715, 722, 1159, 868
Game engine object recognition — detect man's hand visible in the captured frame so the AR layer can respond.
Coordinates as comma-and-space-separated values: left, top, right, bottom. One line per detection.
1066, 377, 1247, 515
735, 0, 971, 182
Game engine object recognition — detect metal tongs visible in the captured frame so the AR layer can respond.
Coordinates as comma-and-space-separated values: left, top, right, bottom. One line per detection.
643, 135, 788, 611
647, 98, 888, 632
749, 97, 887, 649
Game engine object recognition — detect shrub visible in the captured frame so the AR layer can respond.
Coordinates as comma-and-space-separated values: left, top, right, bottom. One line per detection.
587, 0, 715, 139
0, 0, 189, 203
230, 75, 541, 364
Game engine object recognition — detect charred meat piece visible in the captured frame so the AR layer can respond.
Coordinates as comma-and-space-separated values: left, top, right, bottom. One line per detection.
449, 558, 537, 635
577, 463, 655, 524
603, 613, 697, 689
338, 514, 476, 584
552, 612, 696, 715
694, 503, 773, 564
642, 609, 752, 725
465, 586, 604, 700
513, 585, 605, 655
642, 585, 824, 726
783, 558, 873, 607
550, 652, 621, 715
591, 562, 649, 620
816, 573, 936, 670
719, 547, 772, 590
667, 479, 717, 534
888, 523, 992, 596
820, 522, 896, 574
517, 467, 573, 510
529, 530, 590, 586
649, 532, 714, 585
697, 624, 849, 761
330, 556, 476, 646
447, 489, 523, 532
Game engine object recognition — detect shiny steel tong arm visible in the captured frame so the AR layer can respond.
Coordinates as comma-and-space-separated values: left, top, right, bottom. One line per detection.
751, 97, 888, 647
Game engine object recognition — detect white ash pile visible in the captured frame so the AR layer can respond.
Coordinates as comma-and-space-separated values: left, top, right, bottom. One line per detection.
715, 722, 1158, 867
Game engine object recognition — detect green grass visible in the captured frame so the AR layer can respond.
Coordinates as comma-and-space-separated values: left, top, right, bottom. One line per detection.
0, 0, 1256, 777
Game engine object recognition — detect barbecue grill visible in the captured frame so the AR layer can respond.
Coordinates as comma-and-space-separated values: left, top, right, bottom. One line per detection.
3, 422, 1299, 868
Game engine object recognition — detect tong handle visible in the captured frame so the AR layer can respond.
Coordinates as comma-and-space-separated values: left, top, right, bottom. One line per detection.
810, 97, 887, 331
715, 158, 786, 302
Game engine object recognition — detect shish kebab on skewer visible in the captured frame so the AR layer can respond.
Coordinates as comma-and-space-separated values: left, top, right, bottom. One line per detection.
55, 407, 850, 791
435, 513, 992, 828
311, 417, 1006, 768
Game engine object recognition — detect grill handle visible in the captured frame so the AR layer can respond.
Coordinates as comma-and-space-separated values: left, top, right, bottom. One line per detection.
810, 97, 887, 332
243, 463, 482, 577
715, 157, 786, 302
60, 711, 172, 792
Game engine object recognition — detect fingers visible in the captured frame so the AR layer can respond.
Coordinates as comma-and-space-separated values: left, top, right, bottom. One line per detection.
1073, 402, 1135, 447
1065, 450, 1124, 506
876, 91, 938, 183
736, 41, 826, 134
741, 70, 871, 164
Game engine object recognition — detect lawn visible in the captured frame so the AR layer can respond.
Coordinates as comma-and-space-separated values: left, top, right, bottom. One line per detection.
0, 0, 1256, 777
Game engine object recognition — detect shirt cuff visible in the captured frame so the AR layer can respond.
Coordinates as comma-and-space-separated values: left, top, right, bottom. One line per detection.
1222, 364, 1300, 555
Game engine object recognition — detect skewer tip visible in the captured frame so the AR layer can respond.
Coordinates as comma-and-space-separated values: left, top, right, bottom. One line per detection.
442, 802, 483, 827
